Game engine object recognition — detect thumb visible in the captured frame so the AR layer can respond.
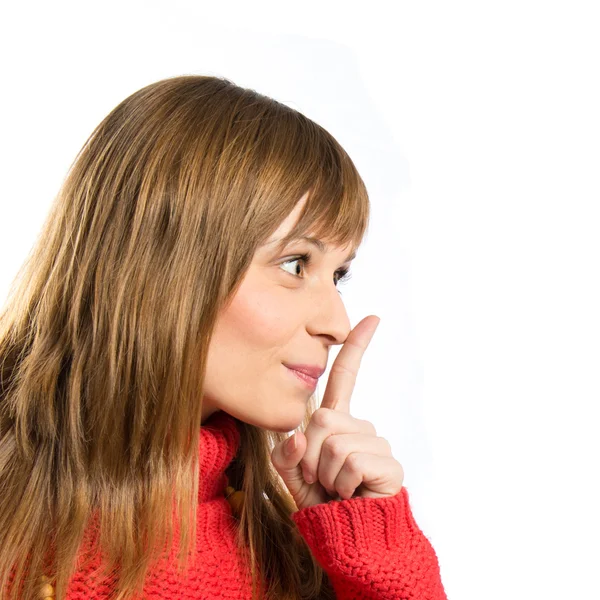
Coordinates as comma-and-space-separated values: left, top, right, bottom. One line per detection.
270, 431, 309, 500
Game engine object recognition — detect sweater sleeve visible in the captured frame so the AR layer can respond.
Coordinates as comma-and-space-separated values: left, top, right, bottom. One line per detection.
291, 487, 447, 600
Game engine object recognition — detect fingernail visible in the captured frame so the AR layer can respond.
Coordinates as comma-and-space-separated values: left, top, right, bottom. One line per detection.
284, 433, 296, 456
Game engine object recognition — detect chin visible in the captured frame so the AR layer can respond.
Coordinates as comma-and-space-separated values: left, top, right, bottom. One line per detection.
268, 421, 302, 434
251, 404, 307, 434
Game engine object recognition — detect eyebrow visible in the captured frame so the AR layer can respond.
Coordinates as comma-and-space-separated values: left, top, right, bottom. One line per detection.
273, 235, 357, 262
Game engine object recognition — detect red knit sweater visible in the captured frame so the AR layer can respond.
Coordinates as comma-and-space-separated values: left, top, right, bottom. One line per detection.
27, 410, 448, 599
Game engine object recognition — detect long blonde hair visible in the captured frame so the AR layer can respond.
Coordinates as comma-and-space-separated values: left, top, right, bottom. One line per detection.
0, 75, 370, 600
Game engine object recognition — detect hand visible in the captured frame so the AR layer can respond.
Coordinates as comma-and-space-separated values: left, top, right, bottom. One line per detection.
270, 315, 404, 511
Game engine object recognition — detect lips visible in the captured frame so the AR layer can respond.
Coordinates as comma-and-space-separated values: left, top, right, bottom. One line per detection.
282, 364, 326, 379
284, 366, 319, 390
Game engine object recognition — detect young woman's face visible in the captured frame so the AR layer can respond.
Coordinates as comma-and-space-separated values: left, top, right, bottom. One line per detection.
201, 193, 356, 432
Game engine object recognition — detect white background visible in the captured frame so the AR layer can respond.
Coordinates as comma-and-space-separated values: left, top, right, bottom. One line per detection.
1, 1, 599, 598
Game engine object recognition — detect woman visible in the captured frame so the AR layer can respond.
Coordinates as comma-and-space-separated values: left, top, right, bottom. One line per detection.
0, 75, 447, 599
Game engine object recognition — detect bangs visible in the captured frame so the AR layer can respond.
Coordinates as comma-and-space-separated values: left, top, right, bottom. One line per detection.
270, 125, 370, 258
210, 90, 371, 262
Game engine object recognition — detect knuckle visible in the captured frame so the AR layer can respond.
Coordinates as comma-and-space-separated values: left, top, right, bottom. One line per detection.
330, 362, 356, 377
313, 407, 335, 428
345, 452, 362, 472
323, 436, 345, 460
379, 436, 392, 454
398, 463, 405, 480
360, 419, 377, 435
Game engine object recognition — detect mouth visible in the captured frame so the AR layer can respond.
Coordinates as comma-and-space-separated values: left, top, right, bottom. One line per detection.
283, 365, 319, 390
282, 363, 326, 379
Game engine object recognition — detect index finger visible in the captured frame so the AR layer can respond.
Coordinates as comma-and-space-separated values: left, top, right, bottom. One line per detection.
319, 315, 380, 413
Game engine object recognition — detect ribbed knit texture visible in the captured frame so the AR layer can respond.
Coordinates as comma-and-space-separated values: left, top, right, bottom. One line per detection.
45, 410, 447, 599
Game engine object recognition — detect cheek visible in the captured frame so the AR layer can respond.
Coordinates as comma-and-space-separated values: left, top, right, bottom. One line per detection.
213, 282, 294, 357
202, 274, 312, 428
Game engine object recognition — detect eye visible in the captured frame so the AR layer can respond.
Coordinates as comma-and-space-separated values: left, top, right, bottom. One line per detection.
334, 268, 352, 286
279, 254, 310, 278
279, 252, 353, 292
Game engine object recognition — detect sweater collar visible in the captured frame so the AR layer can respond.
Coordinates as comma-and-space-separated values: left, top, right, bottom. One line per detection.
199, 410, 241, 503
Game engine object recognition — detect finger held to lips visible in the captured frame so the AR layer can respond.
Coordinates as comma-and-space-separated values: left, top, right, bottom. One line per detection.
320, 315, 380, 413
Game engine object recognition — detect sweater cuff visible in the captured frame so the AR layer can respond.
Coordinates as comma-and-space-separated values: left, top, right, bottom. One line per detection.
292, 487, 418, 560
291, 487, 446, 599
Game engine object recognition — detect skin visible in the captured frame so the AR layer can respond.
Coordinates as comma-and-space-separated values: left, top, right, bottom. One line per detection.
201, 192, 353, 432
202, 192, 404, 509
271, 315, 405, 509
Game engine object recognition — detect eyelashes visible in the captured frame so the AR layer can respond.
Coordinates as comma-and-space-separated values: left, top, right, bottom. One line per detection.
280, 252, 353, 289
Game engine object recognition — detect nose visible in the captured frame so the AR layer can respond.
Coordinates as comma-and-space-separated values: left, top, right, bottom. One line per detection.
305, 283, 352, 346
